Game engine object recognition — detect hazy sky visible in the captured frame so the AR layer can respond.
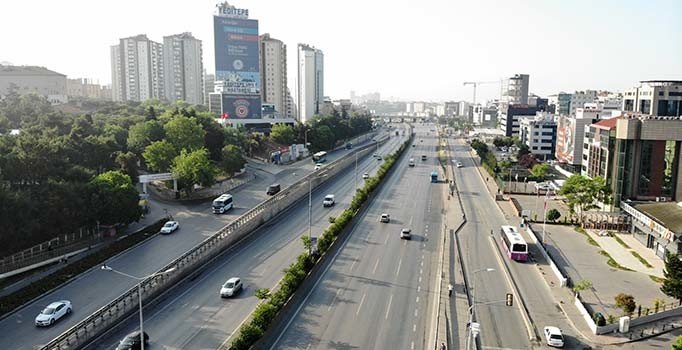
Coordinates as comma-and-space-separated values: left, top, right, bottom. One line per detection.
2, 0, 681, 103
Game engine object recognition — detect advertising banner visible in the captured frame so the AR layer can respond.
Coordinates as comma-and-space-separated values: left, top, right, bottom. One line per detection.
214, 16, 260, 94
556, 116, 575, 163
222, 95, 262, 119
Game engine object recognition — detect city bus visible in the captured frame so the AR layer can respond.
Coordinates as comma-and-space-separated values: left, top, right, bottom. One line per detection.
212, 194, 234, 214
500, 225, 528, 262
312, 151, 328, 163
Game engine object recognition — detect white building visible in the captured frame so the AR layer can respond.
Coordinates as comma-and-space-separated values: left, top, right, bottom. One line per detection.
519, 113, 557, 161
0, 65, 67, 104
260, 34, 288, 117
569, 90, 598, 115
286, 87, 296, 120
111, 34, 165, 102
297, 43, 323, 123
622, 80, 682, 116
502, 74, 529, 105
163, 32, 203, 105
203, 71, 214, 106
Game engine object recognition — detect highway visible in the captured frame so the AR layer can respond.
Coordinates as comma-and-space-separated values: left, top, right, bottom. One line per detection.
0, 132, 384, 350
450, 137, 583, 349
271, 126, 444, 350
87, 131, 410, 349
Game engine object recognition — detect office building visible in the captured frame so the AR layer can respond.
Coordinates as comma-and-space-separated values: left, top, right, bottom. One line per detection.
548, 92, 572, 116
499, 104, 540, 137
555, 106, 620, 171
163, 32, 204, 105
111, 34, 165, 102
621, 200, 682, 260
569, 90, 598, 115
286, 87, 296, 119
0, 65, 67, 104
204, 71, 215, 106
260, 34, 288, 117
297, 43, 324, 123
519, 113, 557, 161
66, 78, 110, 100
502, 74, 529, 105
623, 80, 682, 116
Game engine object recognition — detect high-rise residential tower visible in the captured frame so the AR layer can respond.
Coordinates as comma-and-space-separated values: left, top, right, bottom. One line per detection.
260, 33, 288, 117
502, 74, 529, 105
297, 43, 324, 123
111, 34, 164, 102
163, 32, 204, 105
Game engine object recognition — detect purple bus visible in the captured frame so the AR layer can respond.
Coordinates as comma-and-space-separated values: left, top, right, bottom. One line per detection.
500, 225, 528, 262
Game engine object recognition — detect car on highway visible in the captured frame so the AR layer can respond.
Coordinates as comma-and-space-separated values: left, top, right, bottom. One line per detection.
400, 228, 412, 240
220, 277, 243, 298
377, 155, 382, 160
408, 158, 415, 167
323, 194, 335, 207
35, 300, 71, 326
543, 326, 565, 348
266, 183, 281, 195
116, 331, 149, 350
380, 213, 390, 223
412, 144, 416, 147
314, 163, 323, 170
362, 172, 369, 179
160, 220, 179, 234
456, 162, 463, 168
421, 155, 427, 161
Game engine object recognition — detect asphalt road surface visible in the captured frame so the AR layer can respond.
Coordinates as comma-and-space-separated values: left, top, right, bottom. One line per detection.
271, 125, 444, 350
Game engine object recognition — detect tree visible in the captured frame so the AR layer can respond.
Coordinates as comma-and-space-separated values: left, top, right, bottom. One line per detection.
518, 153, 538, 169
517, 143, 530, 158
172, 148, 217, 195
673, 335, 682, 350
143, 140, 177, 172
88, 171, 142, 225
254, 288, 271, 300
559, 175, 611, 223
531, 163, 550, 180
270, 123, 295, 145
127, 120, 165, 154
164, 115, 205, 151
194, 112, 226, 162
614, 293, 636, 315
220, 144, 246, 176
546, 208, 561, 222
115, 151, 139, 183
661, 252, 682, 305
572, 279, 593, 295
310, 125, 335, 151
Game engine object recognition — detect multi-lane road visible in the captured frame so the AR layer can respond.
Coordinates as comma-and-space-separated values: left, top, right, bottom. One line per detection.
0, 131, 391, 350
271, 126, 443, 349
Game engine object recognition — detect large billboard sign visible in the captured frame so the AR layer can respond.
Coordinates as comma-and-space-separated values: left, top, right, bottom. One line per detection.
221, 95, 262, 119
556, 116, 575, 164
214, 16, 260, 95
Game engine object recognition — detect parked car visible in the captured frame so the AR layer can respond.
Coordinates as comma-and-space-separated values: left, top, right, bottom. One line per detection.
220, 277, 243, 298
380, 213, 390, 223
400, 228, 412, 240
35, 300, 72, 327
160, 221, 179, 234
266, 183, 281, 195
543, 326, 565, 348
116, 331, 149, 350
362, 173, 370, 179
323, 194, 335, 207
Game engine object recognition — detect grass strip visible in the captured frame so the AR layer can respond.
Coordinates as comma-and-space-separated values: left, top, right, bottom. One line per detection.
599, 250, 634, 271
611, 233, 631, 249
630, 251, 653, 268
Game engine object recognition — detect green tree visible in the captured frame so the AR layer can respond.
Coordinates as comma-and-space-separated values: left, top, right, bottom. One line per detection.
143, 140, 177, 172
254, 288, 271, 300
127, 120, 165, 154
614, 293, 636, 315
559, 175, 611, 223
572, 279, 593, 295
673, 335, 682, 350
546, 208, 561, 222
194, 112, 225, 161
115, 151, 139, 182
220, 144, 246, 176
88, 171, 142, 225
223, 126, 247, 149
517, 143, 530, 158
172, 148, 217, 195
531, 163, 551, 180
270, 123, 295, 145
164, 115, 205, 151
662, 252, 682, 305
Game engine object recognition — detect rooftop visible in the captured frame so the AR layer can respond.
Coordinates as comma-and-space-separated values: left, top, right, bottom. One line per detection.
0, 65, 65, 77
633, 202, 682, 234
592, 117, 619, 130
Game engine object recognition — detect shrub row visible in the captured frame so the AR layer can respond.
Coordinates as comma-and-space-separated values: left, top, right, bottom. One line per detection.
229, 136, 412, 350
0, 220, 165, 317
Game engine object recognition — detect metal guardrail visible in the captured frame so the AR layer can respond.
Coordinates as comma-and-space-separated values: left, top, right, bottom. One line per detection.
38, 135, 389, 350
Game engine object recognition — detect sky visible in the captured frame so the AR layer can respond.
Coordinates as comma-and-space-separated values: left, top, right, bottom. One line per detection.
2, 0, 681, 103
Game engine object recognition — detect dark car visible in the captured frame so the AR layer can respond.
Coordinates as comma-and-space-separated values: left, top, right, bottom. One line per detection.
266, 183, 281, 195
116, 331, 149, 350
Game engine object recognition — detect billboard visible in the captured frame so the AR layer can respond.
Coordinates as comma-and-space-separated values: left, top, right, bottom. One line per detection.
214, 16, 260, 95
556, 116, 576, 164
221, 95, 262, 119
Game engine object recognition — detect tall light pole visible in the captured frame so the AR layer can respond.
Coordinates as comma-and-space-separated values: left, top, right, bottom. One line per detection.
466, 267, 495, 350
354, 152, 358, 192
308, 174, 326, 255
304, 129, 311, 156
101, 265, 176, 350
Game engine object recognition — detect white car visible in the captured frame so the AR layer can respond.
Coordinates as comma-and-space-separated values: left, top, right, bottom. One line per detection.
400, 228, 412, 240
35, 300, 71, 326
543, 326, 565, 348
362, 173, 369, 179
220, 277, 242, 298
323, 194, 335, 207
314, 163, 323, 170
160, 221, 179, 234
456, 162, 463, 168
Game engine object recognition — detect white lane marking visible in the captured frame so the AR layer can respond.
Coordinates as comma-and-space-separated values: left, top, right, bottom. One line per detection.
420, 268, 423, 275
328, 288, 342, 311
356, 292, 366, 316
419, 276, 422, 283
417, 285, 421, 293
413, 324, 417, 332
349, 257, 357, 272
372, 257, 380, 274
396, 256, 403, 276
306, 344, 311, 350
409, 216, 414, 226
416, 296, 419, 303
411, 341, 415, 350
414, 309, 418, 317
385, 294, 393, 319
420, 261, 423, 267
425, 224, 429, 229
384, 232, 390, 244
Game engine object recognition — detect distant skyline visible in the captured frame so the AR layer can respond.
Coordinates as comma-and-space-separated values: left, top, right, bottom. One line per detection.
1, 0, 681, 103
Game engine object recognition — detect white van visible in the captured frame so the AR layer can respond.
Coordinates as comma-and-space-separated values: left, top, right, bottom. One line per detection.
212, 194, 233, 214
408, 158, 415, 167
323, 194, 335, 207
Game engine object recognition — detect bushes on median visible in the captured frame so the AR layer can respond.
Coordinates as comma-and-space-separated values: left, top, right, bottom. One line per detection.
228, 135, 412, 350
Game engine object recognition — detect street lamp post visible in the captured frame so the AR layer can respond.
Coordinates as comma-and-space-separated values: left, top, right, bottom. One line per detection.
354, 152, 358, 193
308, 178, 312, 255
101, 265, 176, 350
466, 267, 495, 350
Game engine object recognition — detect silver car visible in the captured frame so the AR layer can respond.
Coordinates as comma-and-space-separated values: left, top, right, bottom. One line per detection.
220, 277, 242, 298
35, 300, 72, 326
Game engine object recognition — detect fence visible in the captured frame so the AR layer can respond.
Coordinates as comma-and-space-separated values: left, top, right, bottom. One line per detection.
38, 136, 388, 350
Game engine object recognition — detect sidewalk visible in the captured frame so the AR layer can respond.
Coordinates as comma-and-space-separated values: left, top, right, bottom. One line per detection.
584, 229, 665, 278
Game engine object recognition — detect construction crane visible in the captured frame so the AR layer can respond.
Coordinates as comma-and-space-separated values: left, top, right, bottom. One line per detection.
463, 80, 502, 106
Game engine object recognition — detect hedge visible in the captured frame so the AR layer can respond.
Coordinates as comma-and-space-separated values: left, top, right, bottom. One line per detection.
0, 220, 166, 317
228, 135, 412, 349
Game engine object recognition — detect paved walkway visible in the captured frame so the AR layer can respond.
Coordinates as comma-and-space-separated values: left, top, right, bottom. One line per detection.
583, 229, 665, 278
